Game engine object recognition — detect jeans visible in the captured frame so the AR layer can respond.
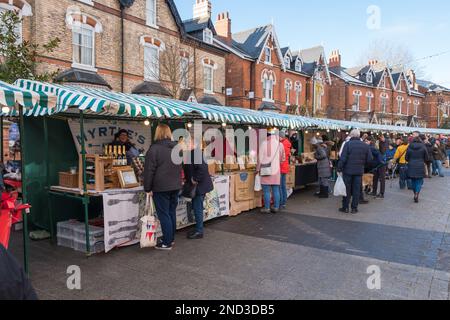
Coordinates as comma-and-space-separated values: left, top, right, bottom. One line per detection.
373, 166, 386, 195
435, 160, 445, 177
425, 162, 432, 177
280, 174, 287, 207
153, 190, 179, 246
192, 194, 205, 234
398, 165, 412, 190
410, 178, 424, 194
342, 175, 362, 210
262, 185, 281, 210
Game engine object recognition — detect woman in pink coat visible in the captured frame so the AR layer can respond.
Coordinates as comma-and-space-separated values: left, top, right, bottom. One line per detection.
257, 132, 286, 214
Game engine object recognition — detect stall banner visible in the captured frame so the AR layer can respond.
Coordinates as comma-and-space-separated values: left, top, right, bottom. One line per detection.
103, 190, 141, 253
208, 175, 230, 218
68, 119, 152, 155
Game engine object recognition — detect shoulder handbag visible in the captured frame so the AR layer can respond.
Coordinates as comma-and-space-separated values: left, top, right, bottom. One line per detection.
260, 142, 281, 177
182, 181, 197, 199
140, 193, 158, 249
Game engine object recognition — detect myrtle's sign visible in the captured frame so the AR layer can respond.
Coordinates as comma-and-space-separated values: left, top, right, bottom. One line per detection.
68, 119, 152, 155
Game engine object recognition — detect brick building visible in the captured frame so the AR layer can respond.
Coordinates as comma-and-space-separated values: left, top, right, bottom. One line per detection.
417, 80, 450, 129
1, 0, 227, 104
328, 51, 427, 127
213, 13, 331, 115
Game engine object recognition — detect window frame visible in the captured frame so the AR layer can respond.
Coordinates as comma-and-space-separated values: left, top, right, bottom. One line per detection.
295, 58, 302, 72
203, 64, 214, 94
72, 23, 96, 71
366, 92, 374, 112
264, 47, 272, 64
397, 96, 404, 114
203, 28, 213, 44
294, 81, 302, 106
353, 90, 362, 111
0, 5, 23, 44
285, 79, 292, 106
146, 0, 158, 28
380, 93, 389, 113
144, 43, 160, 82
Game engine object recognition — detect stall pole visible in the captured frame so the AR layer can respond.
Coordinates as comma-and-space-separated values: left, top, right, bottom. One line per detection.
79, 110, 91, 256
43, 116, 55, 243
1, 116, 3, 163
18, 104, 29, 274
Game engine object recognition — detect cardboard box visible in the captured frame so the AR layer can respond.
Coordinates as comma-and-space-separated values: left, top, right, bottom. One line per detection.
234, 172, 255, 202
286, 165, 296, 189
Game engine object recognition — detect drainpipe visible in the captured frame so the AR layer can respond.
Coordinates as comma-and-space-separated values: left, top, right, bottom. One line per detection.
120, 5, 125, 93
250, 61, 255, 110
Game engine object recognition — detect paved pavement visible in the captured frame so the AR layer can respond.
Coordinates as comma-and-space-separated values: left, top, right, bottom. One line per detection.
9, 169, 450, 300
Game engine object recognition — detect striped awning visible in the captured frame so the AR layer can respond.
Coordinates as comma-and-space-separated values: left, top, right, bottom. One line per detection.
0, 80, 57, 114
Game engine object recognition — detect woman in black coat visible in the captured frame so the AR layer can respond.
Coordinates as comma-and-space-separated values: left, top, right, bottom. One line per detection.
406, 137, 429, 203
183, 139, 214, 240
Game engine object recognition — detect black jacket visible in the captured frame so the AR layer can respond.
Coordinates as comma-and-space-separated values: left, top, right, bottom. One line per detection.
143, 139, 182, 193
406, 142, 429, 179
0, 245, 38, 300
424, 142, 434, 163
183, 149, 214, 196
338, 138, 373, 176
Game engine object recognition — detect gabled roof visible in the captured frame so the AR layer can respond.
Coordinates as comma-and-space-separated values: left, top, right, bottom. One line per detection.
166, 0, 186, 36
417, 79, 450, 92
291, 46, 331, 83
281, 47, 290, 57
183, 17, 216, 35
329, 67, 372, 87
229, 24, 285, 67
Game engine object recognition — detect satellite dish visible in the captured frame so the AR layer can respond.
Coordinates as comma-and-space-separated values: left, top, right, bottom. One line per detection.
119, 0, 135, 8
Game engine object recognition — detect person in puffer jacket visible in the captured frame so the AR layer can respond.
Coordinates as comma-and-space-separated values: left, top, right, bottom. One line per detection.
279, 131, 292, 210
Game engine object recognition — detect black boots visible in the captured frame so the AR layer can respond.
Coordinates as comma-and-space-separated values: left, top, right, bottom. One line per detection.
318, 185, 329, 198
414, 193, 419, 203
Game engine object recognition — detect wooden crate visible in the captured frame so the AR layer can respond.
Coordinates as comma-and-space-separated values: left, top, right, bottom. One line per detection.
59, 172, 79, 188
78, 154, 115, 192
286, 165, 296, 189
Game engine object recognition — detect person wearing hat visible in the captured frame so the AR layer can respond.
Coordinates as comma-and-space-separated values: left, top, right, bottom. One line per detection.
279, 130, 292, 209
312, 137, 332, 198
112, 129, 140, 165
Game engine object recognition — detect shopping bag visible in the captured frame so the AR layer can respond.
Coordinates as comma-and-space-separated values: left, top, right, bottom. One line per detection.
333, 174, 347, 197
254, 174, 262, 192
140, 194, 158, 249
0, 210, 12, 249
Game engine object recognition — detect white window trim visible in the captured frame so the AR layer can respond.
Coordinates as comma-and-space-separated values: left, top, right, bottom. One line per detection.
203, 64, 214, 94
264, 47, 272, 65
78, 0, 94, 6
146, 0, 159, 29
295, 58, 302, 72
285, 80, 292, 106
295, 82, 302, 106
144, 43, 160, 82
71, 24, 97, 72
203, 28, 213, 44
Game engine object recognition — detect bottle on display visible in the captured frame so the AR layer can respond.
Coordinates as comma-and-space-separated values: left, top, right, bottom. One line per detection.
113, 145, 118, 166
122, 145, 127, 166
118, 147, 124, 166
108, 145, 113, 160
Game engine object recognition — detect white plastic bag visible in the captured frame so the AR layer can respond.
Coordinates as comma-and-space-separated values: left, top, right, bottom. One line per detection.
333, 174, 347, 197
254, 174, 262, 192
140, 194, 158, 248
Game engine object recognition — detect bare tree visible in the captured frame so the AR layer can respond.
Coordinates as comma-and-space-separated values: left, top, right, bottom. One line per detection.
145, 41, 194, 100
358, 39, 426, 77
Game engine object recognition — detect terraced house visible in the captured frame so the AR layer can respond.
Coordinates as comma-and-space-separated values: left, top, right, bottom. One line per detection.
328, 51, 427, 127
212, 10, 331, 116
3, 0, 227, 104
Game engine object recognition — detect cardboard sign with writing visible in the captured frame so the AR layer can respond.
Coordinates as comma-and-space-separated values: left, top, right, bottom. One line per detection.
234, 172, 255, 202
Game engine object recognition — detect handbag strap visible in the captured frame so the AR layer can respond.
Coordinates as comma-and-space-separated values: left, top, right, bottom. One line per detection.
145, 193, 155, 216
262, 141, 281, 166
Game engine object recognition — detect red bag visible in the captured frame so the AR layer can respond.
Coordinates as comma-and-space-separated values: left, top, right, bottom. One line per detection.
0, 209, 12, 249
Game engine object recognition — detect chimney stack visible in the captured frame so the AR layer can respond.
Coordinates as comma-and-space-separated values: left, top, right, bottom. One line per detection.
368, 59, 379, 66
215, 11, 232, 44
407, 69, 417, 90
193, 0, 212, 20
328, 49, 341, 68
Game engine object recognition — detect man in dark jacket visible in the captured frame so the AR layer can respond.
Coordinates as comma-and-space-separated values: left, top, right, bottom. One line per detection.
423, 136, 434, 178
0, 244, 38, 300
367, 137, 386, 198
183, 141, 214, 239
337, 129, 373, 214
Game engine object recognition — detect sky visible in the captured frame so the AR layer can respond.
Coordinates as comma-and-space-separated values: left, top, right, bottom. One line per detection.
175, 0, 450, 86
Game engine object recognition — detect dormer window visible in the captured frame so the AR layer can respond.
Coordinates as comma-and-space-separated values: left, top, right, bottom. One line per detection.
264, 47, 272, 64
366, 72, 373, 83
284, 56, 291, 69
295, 59, 302, 72
203, 28, 213, 44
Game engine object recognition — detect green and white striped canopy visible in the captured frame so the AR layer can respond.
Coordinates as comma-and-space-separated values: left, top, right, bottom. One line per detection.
0, 80, 56, 113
